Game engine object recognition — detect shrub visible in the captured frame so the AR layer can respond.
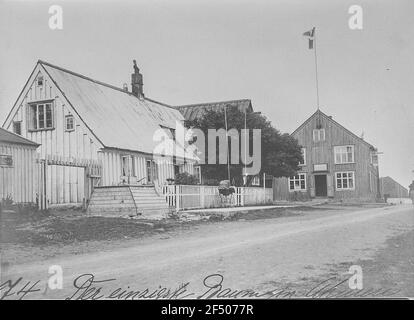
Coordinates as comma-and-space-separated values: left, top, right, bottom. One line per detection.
174, 172, 199, 185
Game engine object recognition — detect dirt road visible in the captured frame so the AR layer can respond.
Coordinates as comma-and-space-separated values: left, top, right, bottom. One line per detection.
1, 205, 413, 299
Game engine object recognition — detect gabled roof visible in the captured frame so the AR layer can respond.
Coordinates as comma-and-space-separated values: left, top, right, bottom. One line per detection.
176, 99, 253, 121
292, 109, 376, 150
38, 60, 189, 156
0, 127, 39, 147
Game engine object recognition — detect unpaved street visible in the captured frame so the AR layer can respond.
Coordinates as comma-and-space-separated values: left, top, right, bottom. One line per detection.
1, 205, 413, 299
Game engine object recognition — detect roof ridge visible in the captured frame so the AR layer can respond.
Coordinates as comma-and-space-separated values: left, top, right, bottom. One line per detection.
38, 60, 132, 94
292, 108, 375, 149
38, 60, 174, 109
177, 98, 251, 108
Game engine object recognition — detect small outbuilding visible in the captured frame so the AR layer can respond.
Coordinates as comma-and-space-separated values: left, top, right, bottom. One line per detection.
0, 127, 39, 204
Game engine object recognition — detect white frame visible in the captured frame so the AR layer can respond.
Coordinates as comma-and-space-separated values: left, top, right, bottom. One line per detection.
334, 145, 355, 164
313, 129, 325, 142
65, 114, 75, 132
335, 171, 355, 190
28, 101, 54, 131
251, 175, 260, 186
289, 173, 307, 191
299, 147, 306, 166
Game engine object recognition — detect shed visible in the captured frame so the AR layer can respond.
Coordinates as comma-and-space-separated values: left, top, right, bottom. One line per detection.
0, 127, 39, 204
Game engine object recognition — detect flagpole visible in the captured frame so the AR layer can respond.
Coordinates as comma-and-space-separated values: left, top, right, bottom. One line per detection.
314, 27, 320, 110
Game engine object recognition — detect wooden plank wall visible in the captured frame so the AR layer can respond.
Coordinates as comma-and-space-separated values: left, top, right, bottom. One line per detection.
5, 69, 101, 205
0, 143, 38, 204
272, 177, 289, 201
292, 113, 378, 201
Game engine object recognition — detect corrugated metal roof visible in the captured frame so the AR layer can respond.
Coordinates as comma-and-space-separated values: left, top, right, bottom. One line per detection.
40, 61, 192, 157
176, 99, 253, 121
0, 127, 39, 147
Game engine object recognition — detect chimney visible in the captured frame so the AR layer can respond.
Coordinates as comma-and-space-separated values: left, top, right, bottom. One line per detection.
122, 83, 128, 92
131, 59, 144, 98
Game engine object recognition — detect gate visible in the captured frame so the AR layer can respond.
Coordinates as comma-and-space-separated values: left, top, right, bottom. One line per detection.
38, 155, 102, 210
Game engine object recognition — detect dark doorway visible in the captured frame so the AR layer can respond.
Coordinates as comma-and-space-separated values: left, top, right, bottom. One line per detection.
315, 175, 327, 197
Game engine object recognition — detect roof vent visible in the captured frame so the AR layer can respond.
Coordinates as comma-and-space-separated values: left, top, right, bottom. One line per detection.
123, 83, 128, 92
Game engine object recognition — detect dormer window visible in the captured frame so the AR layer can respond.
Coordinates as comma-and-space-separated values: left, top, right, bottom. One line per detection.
313, 129, 325, 142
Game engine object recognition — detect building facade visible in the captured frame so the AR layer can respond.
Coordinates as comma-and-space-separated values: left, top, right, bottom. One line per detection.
380, 176, 409, 199
3, 60, 197, 207
289, 109, 379, 202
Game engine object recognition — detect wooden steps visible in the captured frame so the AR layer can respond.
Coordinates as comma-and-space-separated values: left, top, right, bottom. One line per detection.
87, 185, 171, 219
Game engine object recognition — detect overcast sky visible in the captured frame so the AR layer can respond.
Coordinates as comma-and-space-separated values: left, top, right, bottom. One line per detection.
1, 0, 413, 188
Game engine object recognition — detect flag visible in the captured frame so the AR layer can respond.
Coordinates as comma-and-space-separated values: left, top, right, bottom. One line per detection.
303, 27, 315, 49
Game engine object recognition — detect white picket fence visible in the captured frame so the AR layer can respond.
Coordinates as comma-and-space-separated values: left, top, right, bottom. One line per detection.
162, 185, 273, 211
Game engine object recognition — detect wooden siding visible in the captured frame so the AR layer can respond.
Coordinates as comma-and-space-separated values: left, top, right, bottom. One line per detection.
4, 67, 102, 205
292, 112, 378, 201
99, 149, 191, 186
3, 64, 197, 205
0, 143, 38, 203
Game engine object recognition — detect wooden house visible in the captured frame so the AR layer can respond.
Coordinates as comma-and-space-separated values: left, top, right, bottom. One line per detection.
380, 176, 409, 199
2, 60, 197, 216
288, 109, 379, 202
0, 127, 39, 204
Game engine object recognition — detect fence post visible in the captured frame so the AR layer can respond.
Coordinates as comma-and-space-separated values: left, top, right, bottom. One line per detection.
200, 185, 204, 208
176, 185, 180, 212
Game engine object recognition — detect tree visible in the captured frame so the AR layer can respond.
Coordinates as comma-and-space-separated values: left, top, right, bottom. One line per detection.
185, 106, 303, 186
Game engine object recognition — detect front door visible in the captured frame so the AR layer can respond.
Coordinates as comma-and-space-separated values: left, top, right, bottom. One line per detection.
146, 160, 158, 184
315, 174, 327, 197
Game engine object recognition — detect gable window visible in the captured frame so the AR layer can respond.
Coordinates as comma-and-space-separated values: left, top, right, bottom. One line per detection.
13, 121, 22, 135
299, 147, 306, 166
334, 145, 355, 164
313, 129, 325, 142
65, 115, 75, 132
289, 173, 306, 191
336, 171, 355, 190
37, 76, 44, 87
29, 102, 54, 130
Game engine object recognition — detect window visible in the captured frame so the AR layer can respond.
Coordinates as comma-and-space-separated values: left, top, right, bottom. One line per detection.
161, 125, 175, 140
334, 145, 354, 164
37, 76, 44, 87
370, 152, 378, 166
299, 147, 306, 166
121, 156, 130, 176
29, 102, 54, 130
194, 166, 201, 184
289, 174, 307, 191
65, 115, 75, 131
313, 129, 325, 142
252, 176, 260, 186
336, 171, 355, 190
13, 121, 22, 135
